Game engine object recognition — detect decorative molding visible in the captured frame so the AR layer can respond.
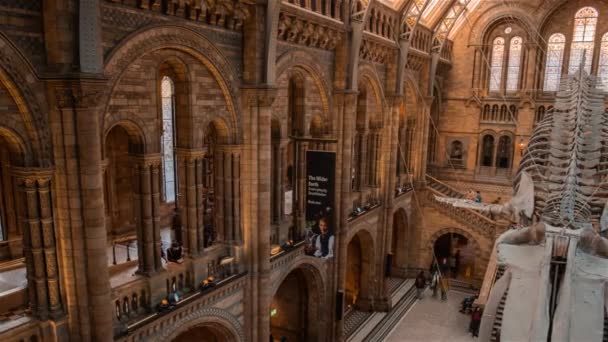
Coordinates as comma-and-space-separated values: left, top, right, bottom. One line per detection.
155, 307, 245, 341
277, 12, 342, 50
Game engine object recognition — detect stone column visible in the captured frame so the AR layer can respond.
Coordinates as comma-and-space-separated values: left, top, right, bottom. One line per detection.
412, 96, 434, 184
336, 90, 358, 339
214, 150, 225, 242
241, 86, 276, 342
14, 168, 63, 319
60, 83, 112, 342
134, 154, 162, 274
223, 148, 234, 242
360, 132, 368, 188
232, 149, 242, 243
176, 148, 206, 255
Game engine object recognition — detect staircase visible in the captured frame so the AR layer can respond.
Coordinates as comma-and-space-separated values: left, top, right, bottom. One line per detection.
424, 174, 510, 239
490, 287, 509, 342
425, 174, 466, 199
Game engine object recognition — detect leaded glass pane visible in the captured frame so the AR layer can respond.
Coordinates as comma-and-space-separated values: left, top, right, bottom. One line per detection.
506, 36, 522, 91
568, 7, 597, 74
489, 37, 504, 92
598, 33, 608, 90
544, 33, 565, 91
161, 76, 176, 203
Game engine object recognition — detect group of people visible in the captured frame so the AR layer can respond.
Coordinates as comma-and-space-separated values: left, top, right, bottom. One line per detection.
415, 270, 450, 301
465, 189, 482, 203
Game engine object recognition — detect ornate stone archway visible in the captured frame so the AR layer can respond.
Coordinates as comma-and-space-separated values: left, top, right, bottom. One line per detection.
157, 307, 245, 342
270, 260, 328, 342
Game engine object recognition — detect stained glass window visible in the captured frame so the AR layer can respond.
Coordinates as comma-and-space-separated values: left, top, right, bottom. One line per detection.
489, 37, 505, 92
506, 36, 522, 91
568, 7, 597, 74
161, 76, 176, 203
544, 33, 566, 91
598, 33, 608, 90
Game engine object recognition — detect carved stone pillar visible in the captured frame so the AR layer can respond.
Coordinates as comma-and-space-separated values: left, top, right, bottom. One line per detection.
54, 83, 113, 341
223, 148, 234, 241
133, 155, 162, 274
360, 132, 369, 188
241, 86, 276, 342
214, 150, 225, 242
14, 168, 63, 319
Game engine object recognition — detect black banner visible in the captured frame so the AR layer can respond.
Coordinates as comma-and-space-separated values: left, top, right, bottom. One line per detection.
305, 150, 336, 258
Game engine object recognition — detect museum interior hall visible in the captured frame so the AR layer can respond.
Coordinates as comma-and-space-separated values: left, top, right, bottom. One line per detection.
0, 0, 607, 341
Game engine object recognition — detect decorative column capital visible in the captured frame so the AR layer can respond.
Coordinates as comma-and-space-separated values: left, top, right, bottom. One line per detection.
242, 85, 278, 107
52, 81, 107, 109
175, 148, 206, 162
131, 154, 162, 168
12, 167, 54, 183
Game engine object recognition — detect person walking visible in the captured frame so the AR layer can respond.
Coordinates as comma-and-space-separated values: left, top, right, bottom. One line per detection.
440, 275, 450, 301
470, 307, 482, 337
431, 270, 439, 298
454, 250, 461, 277
415, 271, 426, 299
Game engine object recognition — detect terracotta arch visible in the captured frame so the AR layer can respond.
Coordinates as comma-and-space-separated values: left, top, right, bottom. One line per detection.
270, 260, 327, 342
391, 208, 413, 276
467, 6, 537, 46
275, 50, 332, 127
345, 228, 376, 310
157, 307, 245, 342
0, 33, 50, 166
358, 63, 386, 108
103, 24, 240, 144
426, 227, 486, 279
102, 118, 148, 158
0, 124, 31, 166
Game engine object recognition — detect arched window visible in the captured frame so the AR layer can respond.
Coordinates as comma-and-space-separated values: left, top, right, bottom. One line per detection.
544, 33, 566, 91
506, 36, 523, 91
496, 136, 512, 169
500, 105, 507, 122
481, 135, 495, 167
568, 7, 597, 74
161, 76, 176, 203
489, 37, 505, 92
598, 33, 608, 90
509, 105, 517, 122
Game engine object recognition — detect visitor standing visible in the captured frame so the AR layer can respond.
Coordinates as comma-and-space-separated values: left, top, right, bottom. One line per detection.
415, 271, 426, 299
475, 191, 482, 203
449, 254, 457, 276
470, 307, 482, 337
440, 275, 450, 301
431, 270, 439, 298
454, 250, 461, 277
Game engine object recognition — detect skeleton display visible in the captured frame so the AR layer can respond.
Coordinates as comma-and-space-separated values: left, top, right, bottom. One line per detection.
435, 63, 608, 341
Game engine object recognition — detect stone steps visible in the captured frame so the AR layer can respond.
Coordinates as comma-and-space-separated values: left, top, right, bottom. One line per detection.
363, 281, 418, 342
490, 288, 509, 342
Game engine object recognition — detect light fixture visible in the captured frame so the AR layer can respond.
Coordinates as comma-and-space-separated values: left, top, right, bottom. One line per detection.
518, 139, 526, 156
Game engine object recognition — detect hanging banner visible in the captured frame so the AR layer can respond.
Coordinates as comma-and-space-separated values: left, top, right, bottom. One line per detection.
304, 150, 336, 259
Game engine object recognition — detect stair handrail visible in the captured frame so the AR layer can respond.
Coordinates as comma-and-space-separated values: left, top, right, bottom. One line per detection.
475, 241, 499, 308
426, 187, 503, 236
425, 174, 465, 198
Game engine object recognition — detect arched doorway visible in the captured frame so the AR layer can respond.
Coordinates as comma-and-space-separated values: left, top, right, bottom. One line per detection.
433, 232, 475, 279
270, 267, 321, 342
390, 209, 410, 277
172, 323, 235, 342
345, 231, 373, 312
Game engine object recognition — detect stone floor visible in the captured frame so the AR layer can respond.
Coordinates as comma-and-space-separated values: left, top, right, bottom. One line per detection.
386, 290, 476, 342
0, 267, 25, 295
